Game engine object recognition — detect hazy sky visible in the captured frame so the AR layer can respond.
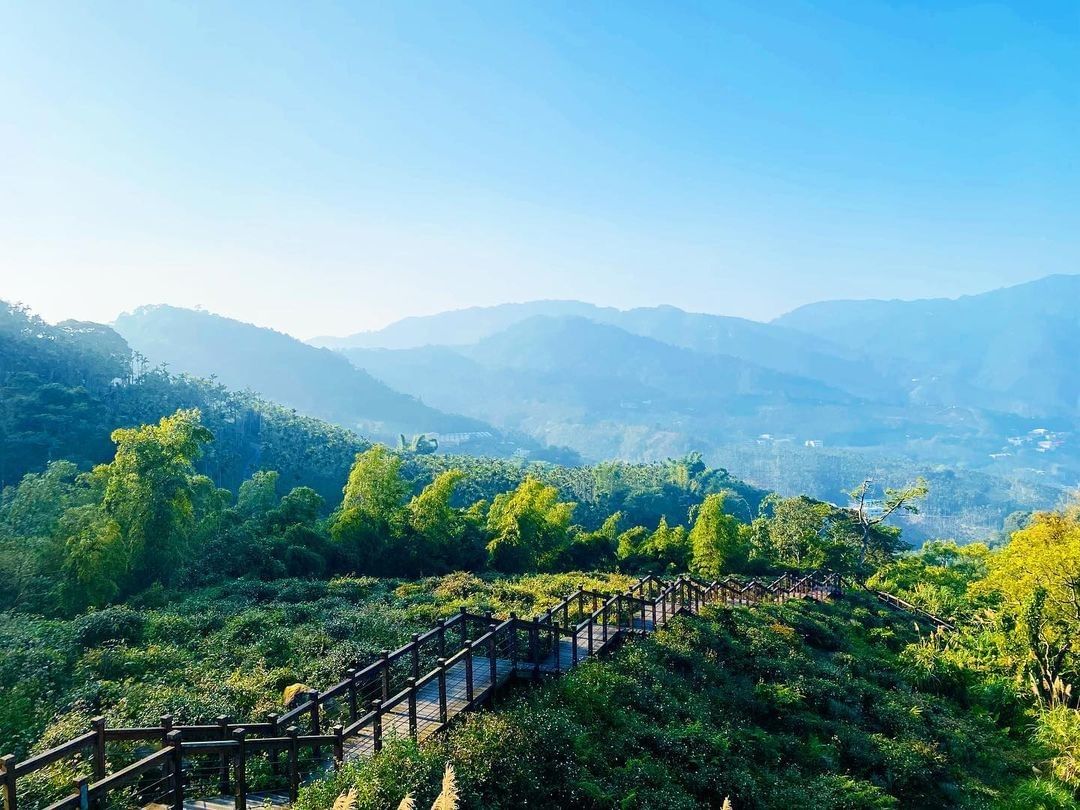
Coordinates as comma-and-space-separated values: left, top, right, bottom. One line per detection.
2, 2, 1077, 339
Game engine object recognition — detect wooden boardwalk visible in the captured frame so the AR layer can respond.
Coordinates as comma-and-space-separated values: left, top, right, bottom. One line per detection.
5, 572, 848, 810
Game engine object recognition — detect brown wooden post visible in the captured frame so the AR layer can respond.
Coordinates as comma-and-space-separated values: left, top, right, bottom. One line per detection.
76, 777, 89, 810
571, 616, 579, 666
577, 587, 585, 619
410, 634, 420, 679
167, 730, 183, 810
587, 611, 594, 655
345, 669, 358, 722
90, 716, 106, 785
406, 678, 418, 738
233, 728, 247, 810
487, 624, 497, 694
379, 651, 390, 700
370, 701, 383, 753
3, 754, 18, 810
553, 621, 562, 673
615, 593, 623, 630
592, 591, 599, 613
508, 614, 519, 672
436, 659, 448, 726
332, 725, 344, 768
286, 726, 299, 803
437, 620, 446, 659
459, 607, 468, 647
266, 712, 280, 779
216, 715, 230, 794
160, 714, 174, 742
308, 691, 321, 759
465, 641, 475, 705
651, 595, 658, 630
602, 600, 609, 643
530, 617, 540, 678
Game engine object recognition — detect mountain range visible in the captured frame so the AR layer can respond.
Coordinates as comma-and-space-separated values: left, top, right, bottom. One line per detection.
112, 275, 1079, 542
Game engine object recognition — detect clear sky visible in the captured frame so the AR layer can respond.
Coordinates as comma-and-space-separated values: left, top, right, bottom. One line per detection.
1, 1, 1077, 339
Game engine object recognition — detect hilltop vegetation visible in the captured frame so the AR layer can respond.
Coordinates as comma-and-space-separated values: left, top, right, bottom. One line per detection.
3, 293, 1080, 808
298, 593, 1043, 809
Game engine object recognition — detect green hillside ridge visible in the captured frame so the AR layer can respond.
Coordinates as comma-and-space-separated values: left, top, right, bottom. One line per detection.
297, 592, 1045, 809
113, 305, 513, 449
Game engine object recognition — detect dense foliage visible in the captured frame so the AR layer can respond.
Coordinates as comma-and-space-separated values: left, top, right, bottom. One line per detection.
297, 594, 1041, 809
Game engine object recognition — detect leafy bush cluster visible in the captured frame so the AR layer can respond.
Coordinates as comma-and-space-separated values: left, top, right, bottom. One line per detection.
299, 594, 1039, 809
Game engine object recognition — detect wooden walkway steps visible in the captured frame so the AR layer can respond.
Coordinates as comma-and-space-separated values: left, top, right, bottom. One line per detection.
2, 571, 843, 810
873, 590, 956, 632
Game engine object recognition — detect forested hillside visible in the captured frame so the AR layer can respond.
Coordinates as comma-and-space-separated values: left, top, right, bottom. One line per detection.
4, 296, 1080, 808
320, 279, 1079, 543
113, 306, 531, 456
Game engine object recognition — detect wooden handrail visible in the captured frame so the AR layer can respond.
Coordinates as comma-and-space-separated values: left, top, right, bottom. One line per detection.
4, 570, 847, 810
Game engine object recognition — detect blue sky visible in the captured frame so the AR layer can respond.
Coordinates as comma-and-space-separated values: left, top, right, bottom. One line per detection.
1, 1, 1077, 338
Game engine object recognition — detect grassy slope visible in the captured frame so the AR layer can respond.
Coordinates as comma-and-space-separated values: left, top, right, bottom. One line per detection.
299, 594, 1037, 810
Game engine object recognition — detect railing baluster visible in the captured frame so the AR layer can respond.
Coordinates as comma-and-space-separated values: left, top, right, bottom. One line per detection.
233, 728, 247, 810
371, 701, 383, 752
2, 754, 17, 810
465, 642, 475, 705
167, 730, 183, 810
216, 715, 230, 794
407, 678, 418, 737
286, 726, 299, 802
436, 659, 448, 726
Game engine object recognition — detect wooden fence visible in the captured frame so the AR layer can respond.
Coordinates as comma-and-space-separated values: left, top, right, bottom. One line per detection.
2, 571, 845, 810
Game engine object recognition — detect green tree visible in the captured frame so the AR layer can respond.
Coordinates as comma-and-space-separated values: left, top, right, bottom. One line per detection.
689, 493, 746, 579
486, 477, 575, 573
237, 470, 280, 516
94, 408, 213, 592
847, 477, 928, 572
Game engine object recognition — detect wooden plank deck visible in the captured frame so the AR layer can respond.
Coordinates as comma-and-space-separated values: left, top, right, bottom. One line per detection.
171, 580, 838, 810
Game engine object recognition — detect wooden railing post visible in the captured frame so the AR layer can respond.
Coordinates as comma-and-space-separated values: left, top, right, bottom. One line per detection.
371, 700, 383, 753
167, 730, 183, 810
266, 712, 281, 779
530, 617, 540, 678
1, 754, 16, 810
160, 714, 174, 743
406, 678, 418, 737
286, 726, 300, 803
488, 623, 498, 695
333, 725, 344, 768
380, 650, 390, 700
577, 587, 585, 620
216, 715, 230, 794
437, 620, 446, 659
553, 621, 562, 673
508, 614, 519, 672
410, 634, 420, 679
76, 777, 88, 810
345, 668, 358, 722
651, 595, 658, 630
602, 600, 609, 643
233, 728, 247, 810
465, 641, 475, 705
571, 616, 579, 666
587, 611, 594, 655
459, 607, 469, 648
436, 659, 448, 726
90, 716, 106, 785
308, 690, 321, 759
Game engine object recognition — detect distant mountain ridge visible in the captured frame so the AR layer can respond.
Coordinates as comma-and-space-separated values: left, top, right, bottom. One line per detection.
775, 274, 1080, 418
113, 305, 509, 448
